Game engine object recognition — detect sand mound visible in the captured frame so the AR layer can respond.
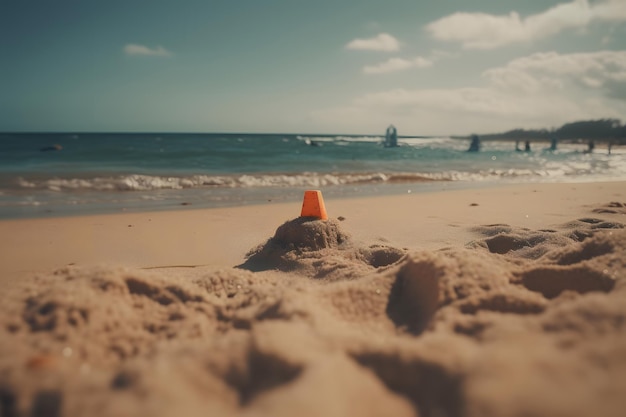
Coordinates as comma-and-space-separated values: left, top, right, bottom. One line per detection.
469, 215, 625, 259
1, 211, 626, 417
239, 217, 406, 280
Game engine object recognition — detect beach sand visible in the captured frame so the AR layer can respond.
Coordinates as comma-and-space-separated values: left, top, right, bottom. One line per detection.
0, 181, 625, 417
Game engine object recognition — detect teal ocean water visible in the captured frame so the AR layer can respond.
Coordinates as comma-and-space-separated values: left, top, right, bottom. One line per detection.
1, 132, 624, 218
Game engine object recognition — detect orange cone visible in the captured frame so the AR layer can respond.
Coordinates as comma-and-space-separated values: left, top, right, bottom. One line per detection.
300, 190, 328, 220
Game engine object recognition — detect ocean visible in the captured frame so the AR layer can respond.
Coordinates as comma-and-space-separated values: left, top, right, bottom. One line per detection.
1, 132, 624, 219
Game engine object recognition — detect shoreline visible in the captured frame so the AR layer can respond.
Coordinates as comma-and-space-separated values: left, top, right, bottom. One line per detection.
3, 176, 626, 221
0, 178, 461, 221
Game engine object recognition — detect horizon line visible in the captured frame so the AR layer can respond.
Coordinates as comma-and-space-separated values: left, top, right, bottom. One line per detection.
0, 131, 440, 138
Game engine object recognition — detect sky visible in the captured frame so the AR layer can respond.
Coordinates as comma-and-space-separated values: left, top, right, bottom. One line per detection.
1, 0, 625, 135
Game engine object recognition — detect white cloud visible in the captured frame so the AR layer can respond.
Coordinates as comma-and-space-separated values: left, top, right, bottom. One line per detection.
484, 50, 626, 93
124, 44, 171, 57
311, 50, 626, 135
591, 0, 626, 20
425, 0, 626, 49
345, 33, 400, 52
363, 57, 433, 74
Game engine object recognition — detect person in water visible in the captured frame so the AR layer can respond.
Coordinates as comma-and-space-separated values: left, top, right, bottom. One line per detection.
550, 138, 558, 151
524, 141, 531, 152
385, 125, 398, 147
40, 144, 63, 152
468, 135, 480, 152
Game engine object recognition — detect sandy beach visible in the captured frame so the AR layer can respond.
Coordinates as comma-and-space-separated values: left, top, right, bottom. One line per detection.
1, 181, 625, 417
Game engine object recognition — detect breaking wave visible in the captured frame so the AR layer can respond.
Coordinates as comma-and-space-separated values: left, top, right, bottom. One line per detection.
14, 172, 445, 192
14, 164, 623, 194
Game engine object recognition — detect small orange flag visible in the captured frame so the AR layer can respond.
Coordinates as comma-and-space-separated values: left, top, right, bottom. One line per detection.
300, 190, 328, 220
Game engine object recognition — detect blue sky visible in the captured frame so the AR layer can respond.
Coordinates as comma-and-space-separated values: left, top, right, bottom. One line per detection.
1, 0, 625, 135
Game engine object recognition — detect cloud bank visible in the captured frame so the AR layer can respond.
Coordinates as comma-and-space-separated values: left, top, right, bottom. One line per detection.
426, 0, 626, 49
484, 50, 626, 96
124, 44, 171, 57
312, 50, 626, 135
345, 33, 400, 52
